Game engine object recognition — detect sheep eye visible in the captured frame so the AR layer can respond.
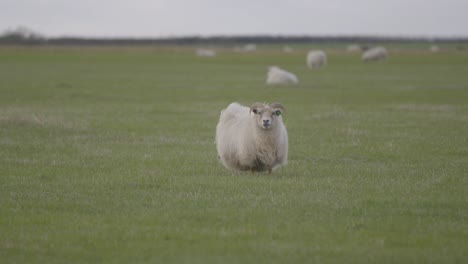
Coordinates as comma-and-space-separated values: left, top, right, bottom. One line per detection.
252, 109, 258, 114
275, 110, 282, 116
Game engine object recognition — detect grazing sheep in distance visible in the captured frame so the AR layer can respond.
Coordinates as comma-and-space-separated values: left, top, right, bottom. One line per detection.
215, 102, 288, 173
233, 44, 257, 53
196, 49, 216, 57
362, 46, 387, 62
243, 44, 257, 52
430, 45, 440, 52
306, 50, 327, 68
283, 46, 293, 53
266, 66, 299, 86
347, 44, 361, 52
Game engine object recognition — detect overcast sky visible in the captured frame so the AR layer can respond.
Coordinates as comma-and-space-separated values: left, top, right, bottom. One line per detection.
1, 0, 468, 38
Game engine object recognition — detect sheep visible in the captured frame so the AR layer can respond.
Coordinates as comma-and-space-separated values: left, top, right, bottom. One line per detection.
306, 50, 327, 68
243, 44, 257, 52
196, 48, 216, 57
430, 45, 440, 53
283, 46, 293, 53
347, 44, 361, 52
362, 46, 387, 62
233, 44, 256, 53
266, 66, 299, 86
215, 102, 288, 173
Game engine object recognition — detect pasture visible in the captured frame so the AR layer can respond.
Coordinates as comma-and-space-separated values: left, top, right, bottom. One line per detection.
0, 45, 467, 263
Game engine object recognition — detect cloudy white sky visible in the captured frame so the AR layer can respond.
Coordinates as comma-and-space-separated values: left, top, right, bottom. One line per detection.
1, 0, 468, 38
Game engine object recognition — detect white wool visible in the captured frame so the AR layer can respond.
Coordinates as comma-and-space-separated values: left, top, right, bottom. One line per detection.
283, 46, 293, 53
266, 66, 299, 85
362, 46, 387, 62
306, 50, 327, 68
243, 44, 257, 52
196, 49, 216, 57
233, 44, 256, 53
430, 45, 440, 52
215, 102, 288, 173
347, 44, 361, 52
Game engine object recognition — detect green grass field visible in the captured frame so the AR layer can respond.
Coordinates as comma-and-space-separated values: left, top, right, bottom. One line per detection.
1, 45, 467, 263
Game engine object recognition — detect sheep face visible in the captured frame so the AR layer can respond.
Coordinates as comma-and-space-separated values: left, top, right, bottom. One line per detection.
250, 103, 285, 130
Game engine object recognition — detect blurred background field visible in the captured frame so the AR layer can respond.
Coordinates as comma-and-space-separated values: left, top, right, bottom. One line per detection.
0, 44, 467, 263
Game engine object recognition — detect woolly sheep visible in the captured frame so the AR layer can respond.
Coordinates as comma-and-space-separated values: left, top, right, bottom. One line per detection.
233, 44, 256, 53
362, 46, 387, 62
347, 44, 361, 52
430, 45, 440, 52
283, 46, 293, 53
243, 44, 257, 52
215, 102, 288, 173
306, 50, 327, 68
266, 66, 299, 86
196, 49, 216, 57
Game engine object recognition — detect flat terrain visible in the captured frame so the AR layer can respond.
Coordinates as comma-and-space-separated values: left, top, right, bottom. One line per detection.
0, 45, 467, 263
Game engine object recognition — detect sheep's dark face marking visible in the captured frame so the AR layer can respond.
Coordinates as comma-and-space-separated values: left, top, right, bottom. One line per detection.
250, 103, 286, 130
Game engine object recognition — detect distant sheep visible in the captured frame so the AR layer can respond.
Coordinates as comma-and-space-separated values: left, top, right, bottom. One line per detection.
347, 44, 361, 52
266, 66, 299, 85
233, 44, 257, 53
306, 50, 327, 68
215, 102, 288, 173
362, 46, 387, 62
196, 49, 216, 57
243, 44, 257, 52
430, 45, 440, 52
283, 46, 293, 53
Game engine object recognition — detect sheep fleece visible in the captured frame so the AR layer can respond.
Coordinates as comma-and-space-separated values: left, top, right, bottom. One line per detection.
215, 102, 288, 172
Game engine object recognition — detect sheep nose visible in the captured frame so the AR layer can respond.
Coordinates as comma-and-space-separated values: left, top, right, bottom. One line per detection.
263, 120, 270, 126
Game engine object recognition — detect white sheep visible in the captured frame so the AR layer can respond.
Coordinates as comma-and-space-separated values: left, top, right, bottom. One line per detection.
266, 66, 299, 86
196, 49, 216, 57
430, 45, 440, 53
306, 50, 327, 68
362, 46, 387, 62
215, 102, 288, 173
283, 46, 293, 53
347, 44, 361, 52
243, 44, 257, 52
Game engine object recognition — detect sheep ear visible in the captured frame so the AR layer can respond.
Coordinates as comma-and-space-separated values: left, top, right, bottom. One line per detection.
250, 102, 264, 114
270, 102, 286, 114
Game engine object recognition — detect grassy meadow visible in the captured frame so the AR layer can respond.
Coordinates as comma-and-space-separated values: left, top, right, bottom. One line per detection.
0, 45, 467, 263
